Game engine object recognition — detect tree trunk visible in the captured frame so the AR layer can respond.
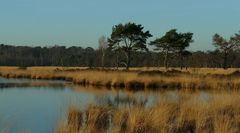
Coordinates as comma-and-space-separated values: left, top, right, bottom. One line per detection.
40, 53, 43, 66
101, 53, 105, 69
223, 51, 228, 69
116, 53, 119, 70
164, 50, 169, 70
180, 54, 184, 70
185, 57, 189, 70
126, 51, 131, 70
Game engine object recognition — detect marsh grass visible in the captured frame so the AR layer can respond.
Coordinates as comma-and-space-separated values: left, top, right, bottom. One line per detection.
1, 67, 240, 90
67, 107, 83, 131
57, 91, 240, 133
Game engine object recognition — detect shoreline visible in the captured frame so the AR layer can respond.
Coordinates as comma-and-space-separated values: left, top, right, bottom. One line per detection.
0, 67, 240, 90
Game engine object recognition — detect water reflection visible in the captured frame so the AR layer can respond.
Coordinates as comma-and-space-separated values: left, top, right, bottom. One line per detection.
95, 93, 149, 108
0, 77, 69, 90
0, 77, 229, 133
0, 83, 67, 89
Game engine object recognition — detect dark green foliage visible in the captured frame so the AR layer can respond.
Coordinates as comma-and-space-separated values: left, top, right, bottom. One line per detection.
150, 29, 180, 51
150, 29, 193, 69
1, 44, 240, 68
108, 22, 152, 69
212, 32, 240, 69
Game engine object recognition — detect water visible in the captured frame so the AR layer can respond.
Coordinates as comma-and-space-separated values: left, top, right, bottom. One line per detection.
0, 78, 156, 133
0, 78, 214, 133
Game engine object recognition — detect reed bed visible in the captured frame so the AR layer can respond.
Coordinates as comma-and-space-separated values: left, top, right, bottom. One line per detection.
0, 67, 240, 90
57, 91, 240, 133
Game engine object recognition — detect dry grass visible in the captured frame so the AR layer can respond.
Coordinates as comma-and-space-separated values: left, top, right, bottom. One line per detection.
0, 67, 240, 90
57, 91, 240, 133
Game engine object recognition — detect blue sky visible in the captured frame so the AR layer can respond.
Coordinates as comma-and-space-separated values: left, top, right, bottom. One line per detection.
0, 0, 240, 51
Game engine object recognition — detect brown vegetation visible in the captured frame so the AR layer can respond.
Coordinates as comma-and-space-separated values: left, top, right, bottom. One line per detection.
0, 67, 240, 90
57, 91, 240, 133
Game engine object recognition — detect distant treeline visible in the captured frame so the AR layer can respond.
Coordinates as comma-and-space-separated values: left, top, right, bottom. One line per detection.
0, 44, 240, 68
1, 22, 240, 69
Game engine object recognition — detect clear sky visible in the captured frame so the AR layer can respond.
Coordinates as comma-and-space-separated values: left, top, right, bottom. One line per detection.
1, 0, 240, 51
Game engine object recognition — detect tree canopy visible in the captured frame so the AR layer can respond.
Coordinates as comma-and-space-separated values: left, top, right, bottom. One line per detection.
150, 29, 193, 69
108, 22, 152, 69
212, 32, 240, 69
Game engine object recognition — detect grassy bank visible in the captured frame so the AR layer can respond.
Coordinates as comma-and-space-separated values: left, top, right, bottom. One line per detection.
0, 67, 240, 90
57, 91, 240, 133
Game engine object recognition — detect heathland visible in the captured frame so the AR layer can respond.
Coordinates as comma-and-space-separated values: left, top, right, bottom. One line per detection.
58, 91, 240, 133
1, 67, 240, 133
0, 67, 240, 90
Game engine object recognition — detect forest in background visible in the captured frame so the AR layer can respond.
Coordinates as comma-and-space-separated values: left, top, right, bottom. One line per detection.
1, 23, 239, 69
0, 44, 240, 68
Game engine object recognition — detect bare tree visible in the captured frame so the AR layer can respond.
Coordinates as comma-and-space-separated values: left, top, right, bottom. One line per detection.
98, 36, 108, 68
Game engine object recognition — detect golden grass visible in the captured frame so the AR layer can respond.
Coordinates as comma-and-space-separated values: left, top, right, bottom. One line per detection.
0, 67, 240, 90
58, 91, 240, 133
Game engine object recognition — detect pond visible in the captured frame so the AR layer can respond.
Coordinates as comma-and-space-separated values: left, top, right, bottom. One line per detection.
0, 78, 159, 133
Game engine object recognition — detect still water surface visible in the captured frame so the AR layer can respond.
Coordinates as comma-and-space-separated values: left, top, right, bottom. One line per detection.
0, 78, 158, 133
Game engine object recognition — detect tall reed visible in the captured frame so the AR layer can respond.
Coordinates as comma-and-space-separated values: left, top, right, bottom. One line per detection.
57, 91, 240, 133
